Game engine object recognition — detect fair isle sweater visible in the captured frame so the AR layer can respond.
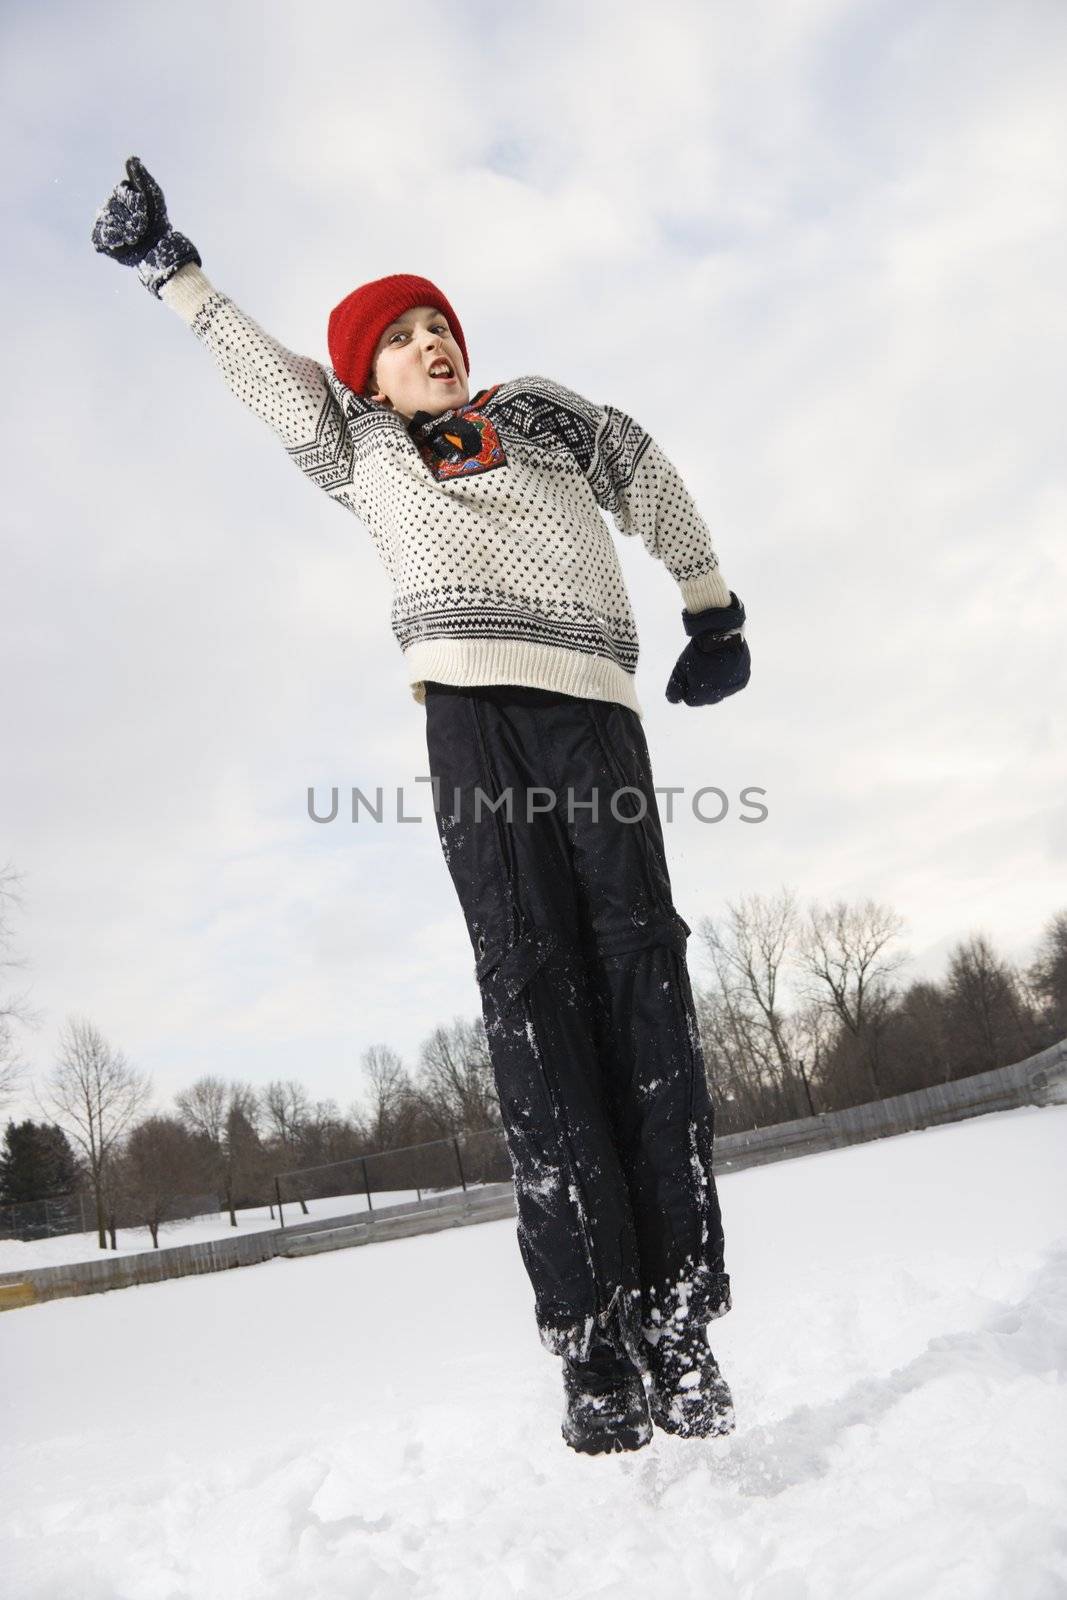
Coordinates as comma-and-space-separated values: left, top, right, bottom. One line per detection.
159, 264, 732, 718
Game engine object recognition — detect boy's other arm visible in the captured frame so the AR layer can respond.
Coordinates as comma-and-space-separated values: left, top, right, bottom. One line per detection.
590, 401, 732, 613
535, 378, 733, 614
584, 396, 752, 705
514, 377, 748, 707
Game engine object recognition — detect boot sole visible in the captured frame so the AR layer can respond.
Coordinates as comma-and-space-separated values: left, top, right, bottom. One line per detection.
562, 1419, 653, 1454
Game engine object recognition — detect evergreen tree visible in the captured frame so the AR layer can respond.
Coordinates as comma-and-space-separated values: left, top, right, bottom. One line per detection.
0, 1118, 80, 1205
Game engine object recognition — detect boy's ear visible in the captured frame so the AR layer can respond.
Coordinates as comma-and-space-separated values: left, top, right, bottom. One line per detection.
364, 364, 390, 406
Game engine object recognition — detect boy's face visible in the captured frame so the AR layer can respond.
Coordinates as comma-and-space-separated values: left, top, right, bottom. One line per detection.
367, 304, 470, 419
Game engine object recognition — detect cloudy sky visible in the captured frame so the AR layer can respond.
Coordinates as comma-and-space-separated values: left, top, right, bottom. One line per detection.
2, 0, 1064, 1127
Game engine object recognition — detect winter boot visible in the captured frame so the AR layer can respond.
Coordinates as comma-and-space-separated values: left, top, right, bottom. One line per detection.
560, 1333, 653, 1455
645, 1318, 736, 1439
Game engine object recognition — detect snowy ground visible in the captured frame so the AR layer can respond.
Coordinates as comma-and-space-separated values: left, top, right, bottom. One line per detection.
3, 1105, 1065, 1600
0, 1186, 472, 1271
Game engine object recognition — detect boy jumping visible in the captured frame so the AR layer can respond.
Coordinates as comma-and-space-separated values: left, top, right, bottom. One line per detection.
92, 157, 751, 1455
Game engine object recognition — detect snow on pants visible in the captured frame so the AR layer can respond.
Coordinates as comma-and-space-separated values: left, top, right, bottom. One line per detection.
422, 680, 731, 1368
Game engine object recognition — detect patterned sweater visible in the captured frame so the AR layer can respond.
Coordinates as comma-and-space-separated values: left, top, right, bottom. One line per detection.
159, 264, 732, 718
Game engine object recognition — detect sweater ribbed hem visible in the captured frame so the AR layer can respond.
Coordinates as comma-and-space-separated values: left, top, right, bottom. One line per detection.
403, 638, 644, 718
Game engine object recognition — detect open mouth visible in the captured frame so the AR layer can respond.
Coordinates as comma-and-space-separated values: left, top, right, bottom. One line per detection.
428, 362, 457, 382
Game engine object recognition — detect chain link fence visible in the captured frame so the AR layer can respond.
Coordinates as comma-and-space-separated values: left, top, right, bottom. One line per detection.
0, 1191, 221, 1243
274, 1127, 512, 1225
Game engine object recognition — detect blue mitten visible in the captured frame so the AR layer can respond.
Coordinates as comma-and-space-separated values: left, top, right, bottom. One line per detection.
665, 591, 751, 707
91, 156, 201, 298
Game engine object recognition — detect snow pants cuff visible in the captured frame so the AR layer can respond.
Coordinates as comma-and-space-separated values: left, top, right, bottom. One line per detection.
536, 1285, 647, 1370
642, 1263, 733, 1344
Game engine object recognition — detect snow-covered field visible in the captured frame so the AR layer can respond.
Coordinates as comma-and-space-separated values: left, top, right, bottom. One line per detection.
0, 1187, 468, 1271
3, 1104, 1065, 1600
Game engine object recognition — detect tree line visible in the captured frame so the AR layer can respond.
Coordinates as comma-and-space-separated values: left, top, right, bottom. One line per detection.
1, 856, 1064, 1249
692, 892, 1065, 1128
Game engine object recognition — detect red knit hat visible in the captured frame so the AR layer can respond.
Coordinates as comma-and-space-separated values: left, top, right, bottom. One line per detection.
327, 274, 470, 397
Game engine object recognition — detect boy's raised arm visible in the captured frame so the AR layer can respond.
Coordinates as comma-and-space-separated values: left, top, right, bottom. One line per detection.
157, 262, 349, 467
91, 155, 361, 492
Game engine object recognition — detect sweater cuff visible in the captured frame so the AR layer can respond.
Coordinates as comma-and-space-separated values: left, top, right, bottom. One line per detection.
158, 263, 216, 324
679, 567, 731, 613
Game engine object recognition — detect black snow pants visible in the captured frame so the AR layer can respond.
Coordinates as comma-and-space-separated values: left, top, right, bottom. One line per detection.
422, 680, 731, 1369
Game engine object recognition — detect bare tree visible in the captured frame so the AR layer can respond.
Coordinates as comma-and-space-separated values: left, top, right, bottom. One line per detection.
690, 981, 769, 1132
298, 1098, 353, 1166
0, 863, 39, 1112
1027, 909, 1067, 1044
696, 888, 814, 1114
120, 1114, 212, 1247
795, 898, 908, 1098
944, 932, 1038, 1076
416, 1017, 499, 1135
226, 1084, 268, 1212
261, 1078, 312, 1151
789, 998, 838, 1114
361, 1044, 413, 1149
37, 1017, 152, 1248
175, 1075, 262, 1226
175, 1074, 228, 1146
0, 1019, 22, 1113
887, 978, 953, 1088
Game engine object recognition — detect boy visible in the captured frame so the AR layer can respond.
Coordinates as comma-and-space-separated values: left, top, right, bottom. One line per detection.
92, 156, 750, 1455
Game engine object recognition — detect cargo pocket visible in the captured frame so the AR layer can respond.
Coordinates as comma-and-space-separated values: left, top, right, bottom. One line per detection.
474, 923, 560, 1011
474, 923, 578, 1234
